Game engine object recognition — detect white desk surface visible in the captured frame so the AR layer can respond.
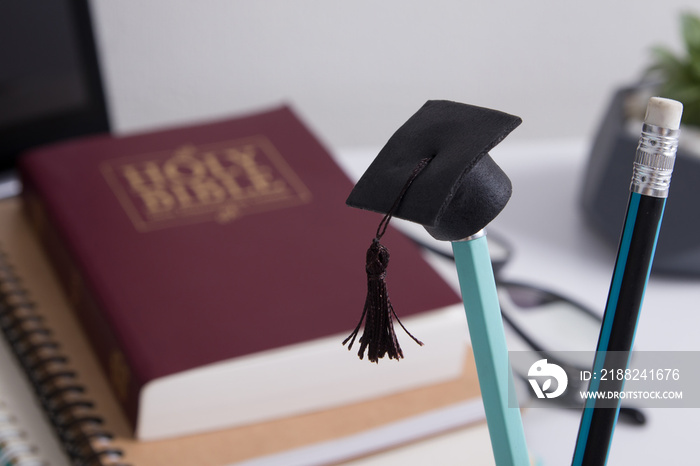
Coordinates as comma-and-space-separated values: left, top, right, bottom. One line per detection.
336, 139, 700, 466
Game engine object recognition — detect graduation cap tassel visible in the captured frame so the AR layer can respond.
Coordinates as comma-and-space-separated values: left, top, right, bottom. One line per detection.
343, 158, 431, 362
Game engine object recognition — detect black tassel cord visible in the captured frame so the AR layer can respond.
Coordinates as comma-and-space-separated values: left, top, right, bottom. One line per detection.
343, 157, 431, 363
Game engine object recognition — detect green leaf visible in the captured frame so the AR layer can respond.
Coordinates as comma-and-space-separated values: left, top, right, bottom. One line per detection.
646, 46, 684, 79
647, 11, 700, 128
691, 59, 700, 80
681, 12, 700, 57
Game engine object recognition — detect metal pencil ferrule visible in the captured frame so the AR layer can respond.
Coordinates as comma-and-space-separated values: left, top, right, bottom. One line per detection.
455, 229, 486, 242
630, 123, 680, 198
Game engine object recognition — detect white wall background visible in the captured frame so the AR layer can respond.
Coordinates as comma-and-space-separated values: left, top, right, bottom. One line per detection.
89, 0, 697, 151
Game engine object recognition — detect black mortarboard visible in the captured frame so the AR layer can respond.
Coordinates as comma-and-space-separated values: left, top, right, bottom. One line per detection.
343, 100, 521, 363
346, 100, 522, 240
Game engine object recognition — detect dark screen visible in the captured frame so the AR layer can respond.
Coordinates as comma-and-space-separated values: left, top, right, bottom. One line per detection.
0, 0, 109, 172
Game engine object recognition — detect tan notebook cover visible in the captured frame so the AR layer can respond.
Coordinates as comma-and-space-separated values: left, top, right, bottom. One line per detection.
0, 197, 481, 465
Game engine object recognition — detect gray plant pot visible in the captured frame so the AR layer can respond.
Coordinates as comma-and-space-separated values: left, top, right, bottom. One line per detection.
580, 86, 700, 276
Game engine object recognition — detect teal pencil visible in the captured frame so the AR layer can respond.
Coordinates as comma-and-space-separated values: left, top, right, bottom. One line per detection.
344, 100, 527, 464
452, 231, 530, 466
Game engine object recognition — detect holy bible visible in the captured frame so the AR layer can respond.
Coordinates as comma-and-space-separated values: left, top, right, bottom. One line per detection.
18, 106, 467, 441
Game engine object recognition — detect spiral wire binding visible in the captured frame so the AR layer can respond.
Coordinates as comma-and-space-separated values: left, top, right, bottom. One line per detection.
0, 247, 130, 466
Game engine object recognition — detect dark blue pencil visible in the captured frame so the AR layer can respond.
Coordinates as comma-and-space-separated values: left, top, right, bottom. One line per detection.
572, 97, 683, 466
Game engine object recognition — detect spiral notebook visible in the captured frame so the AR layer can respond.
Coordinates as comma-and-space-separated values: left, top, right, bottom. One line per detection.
0, 196, 484, 466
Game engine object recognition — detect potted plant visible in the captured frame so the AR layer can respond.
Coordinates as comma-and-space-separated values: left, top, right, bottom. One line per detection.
647, 12, 700, 133
580, 11, 700, 276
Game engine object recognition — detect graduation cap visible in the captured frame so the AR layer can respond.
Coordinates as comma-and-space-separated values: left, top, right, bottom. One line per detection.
343, 100, 521, 362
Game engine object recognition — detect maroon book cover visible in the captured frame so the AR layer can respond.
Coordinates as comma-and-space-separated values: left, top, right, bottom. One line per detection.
19, 106, 461, 432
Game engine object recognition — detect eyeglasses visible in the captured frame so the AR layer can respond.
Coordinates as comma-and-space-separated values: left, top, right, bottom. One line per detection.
409, 228, 646, 426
